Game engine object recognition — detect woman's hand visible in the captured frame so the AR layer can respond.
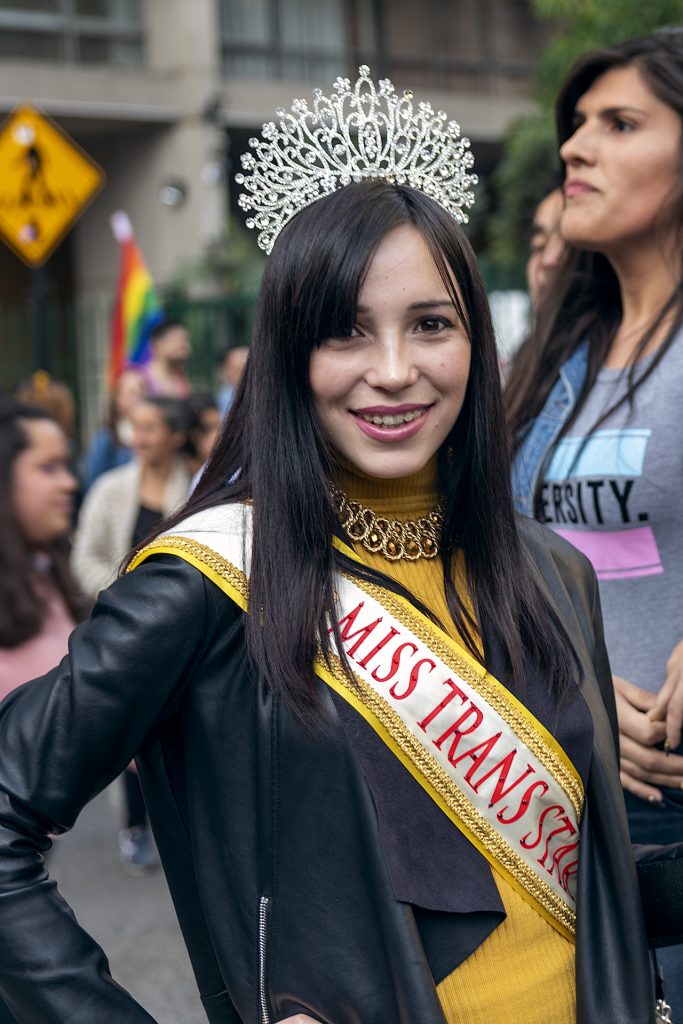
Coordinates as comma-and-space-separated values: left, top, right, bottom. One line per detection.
649, 639, 683, 752
614, 674, 683, 801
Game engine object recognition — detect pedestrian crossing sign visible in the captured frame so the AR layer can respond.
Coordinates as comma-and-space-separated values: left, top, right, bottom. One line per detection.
0, 104, 105, 267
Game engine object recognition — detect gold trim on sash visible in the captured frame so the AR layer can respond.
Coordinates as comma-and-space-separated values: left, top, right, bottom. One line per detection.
128, 535, 249, 609
128, 528, 583, 942
318, 651, 577, 940
332, 537, 584, 820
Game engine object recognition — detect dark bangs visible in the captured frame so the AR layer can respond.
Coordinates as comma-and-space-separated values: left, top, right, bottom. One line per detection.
263, 180, 430, 351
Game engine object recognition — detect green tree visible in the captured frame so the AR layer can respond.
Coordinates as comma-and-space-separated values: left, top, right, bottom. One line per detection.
487, 0, 683, 281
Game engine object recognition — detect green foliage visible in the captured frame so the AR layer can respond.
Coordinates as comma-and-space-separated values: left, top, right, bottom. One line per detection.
485, 0, 683, 278
533, 0, 683, 103
487, 112, 558, 280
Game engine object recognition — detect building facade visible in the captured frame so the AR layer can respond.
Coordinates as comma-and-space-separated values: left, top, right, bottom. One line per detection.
0, 0, 545, 423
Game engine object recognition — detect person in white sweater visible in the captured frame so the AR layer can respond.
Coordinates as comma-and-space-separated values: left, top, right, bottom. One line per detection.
72, 396, 191, 600
71, 395, 191, 873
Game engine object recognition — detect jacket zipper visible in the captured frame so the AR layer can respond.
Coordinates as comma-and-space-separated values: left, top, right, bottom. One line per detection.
258, 895, 271, 1024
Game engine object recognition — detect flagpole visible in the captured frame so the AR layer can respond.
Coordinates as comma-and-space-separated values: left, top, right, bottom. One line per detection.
30, 262, 49, 374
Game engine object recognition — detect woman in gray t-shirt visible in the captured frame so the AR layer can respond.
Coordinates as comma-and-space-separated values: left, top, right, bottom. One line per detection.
506, 30, 683, 1010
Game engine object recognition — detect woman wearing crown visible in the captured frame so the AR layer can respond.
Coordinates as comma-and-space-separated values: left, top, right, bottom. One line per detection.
0, 69, 677, 1024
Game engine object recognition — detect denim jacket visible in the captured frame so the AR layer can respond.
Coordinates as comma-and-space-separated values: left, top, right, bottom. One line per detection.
511, 340, 589, 517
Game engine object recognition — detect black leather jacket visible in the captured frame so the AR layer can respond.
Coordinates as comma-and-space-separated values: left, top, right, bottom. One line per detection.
0, 516, 671, 1023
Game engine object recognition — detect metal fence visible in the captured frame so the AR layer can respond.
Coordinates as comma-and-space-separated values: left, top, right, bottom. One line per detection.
0, 294, 258, 445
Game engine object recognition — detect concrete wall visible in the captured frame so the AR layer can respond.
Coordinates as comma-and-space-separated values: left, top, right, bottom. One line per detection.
70, 0, 227, 299
0, 0, 228, 301
0, 0, 536, 306
72, 118, 226, 297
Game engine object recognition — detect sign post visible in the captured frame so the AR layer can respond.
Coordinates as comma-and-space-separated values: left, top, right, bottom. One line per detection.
0, 104, 105, 370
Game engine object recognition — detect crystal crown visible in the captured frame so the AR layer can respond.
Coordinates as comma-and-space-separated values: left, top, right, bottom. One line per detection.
236, 66, 478, 254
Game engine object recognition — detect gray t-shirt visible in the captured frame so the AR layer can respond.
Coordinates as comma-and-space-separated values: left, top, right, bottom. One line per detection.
538, 329, 683, 694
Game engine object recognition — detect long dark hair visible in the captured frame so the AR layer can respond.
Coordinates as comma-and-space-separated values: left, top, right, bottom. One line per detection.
506, 30, 683, 452
0, 400, 86, 648
159, 180, 578, 720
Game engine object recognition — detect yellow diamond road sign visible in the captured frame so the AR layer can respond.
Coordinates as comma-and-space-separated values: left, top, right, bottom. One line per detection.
0, 104, 105, 267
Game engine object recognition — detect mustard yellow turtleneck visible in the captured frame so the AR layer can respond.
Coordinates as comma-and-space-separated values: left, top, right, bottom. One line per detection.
335, 457, 576, 1024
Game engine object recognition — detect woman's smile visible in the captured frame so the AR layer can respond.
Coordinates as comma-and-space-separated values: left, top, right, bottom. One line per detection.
352, 402, 432, 440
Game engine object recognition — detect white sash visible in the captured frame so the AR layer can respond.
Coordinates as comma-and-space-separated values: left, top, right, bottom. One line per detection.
128, 503, 584, 941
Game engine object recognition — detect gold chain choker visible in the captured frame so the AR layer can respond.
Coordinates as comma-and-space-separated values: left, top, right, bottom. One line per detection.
332, 486, 443, 561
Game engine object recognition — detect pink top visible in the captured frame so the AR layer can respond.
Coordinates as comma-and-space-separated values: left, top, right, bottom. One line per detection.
141, 363, 191, 399
0, 581, 76, 700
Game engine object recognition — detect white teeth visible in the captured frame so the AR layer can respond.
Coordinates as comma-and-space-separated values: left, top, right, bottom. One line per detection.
357, 409, 426, 426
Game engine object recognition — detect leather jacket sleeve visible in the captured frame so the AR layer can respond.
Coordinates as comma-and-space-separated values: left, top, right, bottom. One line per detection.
0, 555, 215, 1024
586, 558, 620, 751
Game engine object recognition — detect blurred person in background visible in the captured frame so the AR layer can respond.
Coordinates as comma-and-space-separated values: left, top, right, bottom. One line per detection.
0, 399, 85, 700
216, 344, 249, 416
82, 368, 147, 491
526, 184, 566, 309
498, 179, 567, 385
72, 395, 191, 604
141, 319, 192, 399
71, 395, 191, 873
15, 373, 83, 516
15, 372, 77, 444
0, 398, 85, 1024
185, 392, 221, 491
507, 30, 683, 1010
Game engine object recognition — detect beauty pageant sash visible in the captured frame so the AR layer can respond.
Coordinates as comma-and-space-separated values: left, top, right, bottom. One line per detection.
128, 504, 584, 941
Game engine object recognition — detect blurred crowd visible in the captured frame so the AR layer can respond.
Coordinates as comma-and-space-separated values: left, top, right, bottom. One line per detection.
0, 331, 249, 873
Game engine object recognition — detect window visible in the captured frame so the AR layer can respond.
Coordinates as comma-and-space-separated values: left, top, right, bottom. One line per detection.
0, 0, 144, 65
380, 0, 538, 93
75, 0, 139, 18
220, 0, 370, 81
220, 0, 539, 93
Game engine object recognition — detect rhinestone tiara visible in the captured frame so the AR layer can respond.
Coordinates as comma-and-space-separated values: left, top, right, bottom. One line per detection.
236, 65, 477, 254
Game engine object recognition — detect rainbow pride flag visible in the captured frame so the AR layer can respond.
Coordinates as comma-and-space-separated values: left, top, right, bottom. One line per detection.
109, 211, 163, 379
